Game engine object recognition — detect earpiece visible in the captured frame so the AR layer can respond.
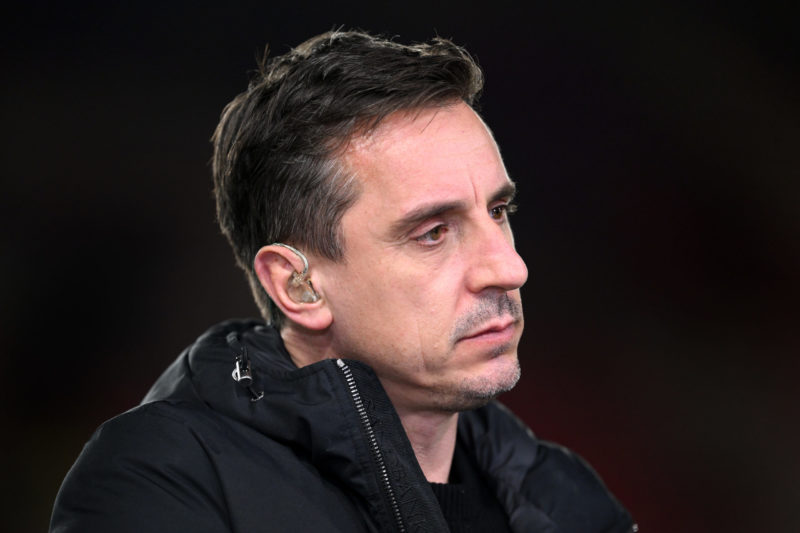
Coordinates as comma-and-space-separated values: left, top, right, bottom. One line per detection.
288, 272, 320, 303
270, 243, 320, 303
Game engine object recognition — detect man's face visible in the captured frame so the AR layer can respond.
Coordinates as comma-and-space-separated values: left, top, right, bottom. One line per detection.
316, 102, 528, 414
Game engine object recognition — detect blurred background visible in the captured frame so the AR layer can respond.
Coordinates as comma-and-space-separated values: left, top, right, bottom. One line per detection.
2, 1, 798, 531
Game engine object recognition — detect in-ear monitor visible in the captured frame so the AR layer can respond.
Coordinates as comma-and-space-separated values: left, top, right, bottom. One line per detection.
270, 243, 320, 303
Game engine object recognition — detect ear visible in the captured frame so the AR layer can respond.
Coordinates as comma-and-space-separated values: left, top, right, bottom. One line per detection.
253, 244, 332, 331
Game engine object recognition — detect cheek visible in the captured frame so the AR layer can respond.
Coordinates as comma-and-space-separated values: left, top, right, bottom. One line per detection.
327, 245, 466, 345
326, 263, 409, 337
408, 278, 464, 351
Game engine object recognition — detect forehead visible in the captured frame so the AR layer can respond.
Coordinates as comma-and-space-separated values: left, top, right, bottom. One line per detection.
342, 103, 510, 220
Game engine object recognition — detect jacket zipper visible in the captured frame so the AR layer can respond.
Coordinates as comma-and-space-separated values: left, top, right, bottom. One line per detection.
336, 359, 405, 532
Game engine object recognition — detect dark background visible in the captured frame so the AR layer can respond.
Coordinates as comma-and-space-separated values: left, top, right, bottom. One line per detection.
2, 2, 798, 532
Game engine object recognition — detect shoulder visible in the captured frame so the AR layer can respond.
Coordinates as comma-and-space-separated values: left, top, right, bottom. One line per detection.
79, 400, 229, 469
50, 401, 231, 533
460, 402, 636, 533
517, 439, 634, 532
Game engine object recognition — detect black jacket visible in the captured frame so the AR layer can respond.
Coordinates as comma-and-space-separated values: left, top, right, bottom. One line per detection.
51, 319, 635, 532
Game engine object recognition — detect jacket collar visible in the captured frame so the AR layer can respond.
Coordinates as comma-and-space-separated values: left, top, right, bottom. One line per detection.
144, 318, 450, 532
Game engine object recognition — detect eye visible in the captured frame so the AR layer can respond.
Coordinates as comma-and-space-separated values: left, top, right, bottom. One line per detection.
490, 202, 518, 221
415, 224, 449, 245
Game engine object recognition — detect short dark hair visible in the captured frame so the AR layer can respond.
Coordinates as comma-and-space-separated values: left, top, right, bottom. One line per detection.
211, 30, 484, 326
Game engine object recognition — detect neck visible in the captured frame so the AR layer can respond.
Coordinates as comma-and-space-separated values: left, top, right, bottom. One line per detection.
280, 323, 459, 483
280, 322, 337, 367
396, 408, 459, 483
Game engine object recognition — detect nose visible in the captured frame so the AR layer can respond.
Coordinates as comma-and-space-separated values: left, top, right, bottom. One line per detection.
465, 221, 528, 294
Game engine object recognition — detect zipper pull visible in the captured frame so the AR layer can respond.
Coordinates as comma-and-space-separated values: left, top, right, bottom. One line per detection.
227, 332, 264, 402
231, 356, 253, 384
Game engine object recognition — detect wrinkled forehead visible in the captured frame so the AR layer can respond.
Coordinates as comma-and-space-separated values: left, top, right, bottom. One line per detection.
344, 102, 495, 158
334, 103, 512, 233
340, 103, 504, 192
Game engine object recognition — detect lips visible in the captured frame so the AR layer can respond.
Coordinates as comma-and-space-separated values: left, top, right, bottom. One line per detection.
457, 317, 517, 343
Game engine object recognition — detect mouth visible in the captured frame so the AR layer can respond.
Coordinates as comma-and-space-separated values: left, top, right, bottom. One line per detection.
456, 317, 518, 344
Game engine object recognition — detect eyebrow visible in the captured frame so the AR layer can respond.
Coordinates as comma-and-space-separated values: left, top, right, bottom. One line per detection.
388, 180, 517, 238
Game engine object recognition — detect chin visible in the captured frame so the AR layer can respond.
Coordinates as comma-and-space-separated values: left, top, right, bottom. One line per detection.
435, 356, 521, 412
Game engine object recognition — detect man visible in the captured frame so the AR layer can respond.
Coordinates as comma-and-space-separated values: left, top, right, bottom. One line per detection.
51, 30, 635, 532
